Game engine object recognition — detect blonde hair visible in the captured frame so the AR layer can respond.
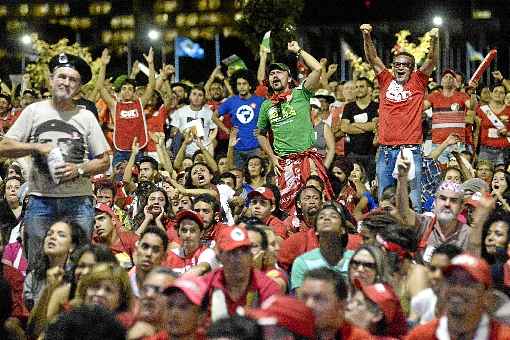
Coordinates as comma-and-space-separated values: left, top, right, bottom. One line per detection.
74, 263, 132, 313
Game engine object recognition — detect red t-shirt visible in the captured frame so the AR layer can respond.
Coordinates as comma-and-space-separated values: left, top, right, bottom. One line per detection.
202, 268, 281, 316
377, 69, 429, 145
264, 215, 290, 239
208, 99, 231, 141
477, 104, 510, 148
405, 318, 510, 340
427, 91, 470, 144
145, 105, 169, 152
338, 322, 374, 340
110, 232, 139, 256
277, 228, 319, 272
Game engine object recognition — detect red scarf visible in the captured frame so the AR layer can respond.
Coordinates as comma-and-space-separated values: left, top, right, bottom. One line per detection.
270, 89, 292, 105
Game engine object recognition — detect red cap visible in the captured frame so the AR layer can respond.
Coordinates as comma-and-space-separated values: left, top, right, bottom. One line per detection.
465, 191, 492, 208
95, 203, 116, 218
248, 187, 275, 203
444, 253, 492, 287
216, 226, 252, 252
176, 209, 204, 228
354, 281, 407, 337
163, 276, 207, 306
244, 295, 315, 338
441, 68, 457, 78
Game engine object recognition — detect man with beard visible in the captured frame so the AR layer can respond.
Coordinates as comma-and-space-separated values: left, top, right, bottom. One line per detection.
256, 41, 333, 212
284, 185, 323, 235
206, 66, 231, 154
0, 93, 14, 134
128, 267, 177, 340
215, 69, 265, 168
407, 254, 510, 339
361, 24, 439, 212
193, 194, 228, 245
129, 227, 168, 298
425, 69, 473, 164
0, 53, 110, 268
396, 156, 470, 262
277, 186, 326, 272
341, 77, 378, 178
123, 151, 160, 194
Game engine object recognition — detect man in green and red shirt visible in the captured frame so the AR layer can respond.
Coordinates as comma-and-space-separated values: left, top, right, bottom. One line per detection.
257, 41, 333, 213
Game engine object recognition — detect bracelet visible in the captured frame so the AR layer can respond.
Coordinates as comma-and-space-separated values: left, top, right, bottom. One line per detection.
297, 48, 303, 55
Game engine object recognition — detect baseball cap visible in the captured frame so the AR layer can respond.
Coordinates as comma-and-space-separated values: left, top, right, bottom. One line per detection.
243, 295, 315, 338
310, 98, 321, 108
216, 226, 252, 252
95, 203, 116, 218
49, 53, 92, 84
176, 210, 204, 229
268, 63, 291, 74
163, 276, 207, 306
248, 187, 275, 203
441, 68, 457, 78
443, 254, 492, 287
354, 281, 407, 337
462, 178, 490, 195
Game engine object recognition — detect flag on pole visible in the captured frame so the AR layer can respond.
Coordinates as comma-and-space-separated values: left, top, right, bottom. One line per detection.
261, 31, 271, 53
175, 36, 205, 59
466, 42, 483, 62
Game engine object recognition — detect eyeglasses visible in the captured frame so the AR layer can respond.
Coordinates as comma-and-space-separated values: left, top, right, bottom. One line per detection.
350, 259, 377, 270
141, 284, 165, 296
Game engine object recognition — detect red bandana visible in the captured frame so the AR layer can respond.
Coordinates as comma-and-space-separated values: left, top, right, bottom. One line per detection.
270, 89, 292, 105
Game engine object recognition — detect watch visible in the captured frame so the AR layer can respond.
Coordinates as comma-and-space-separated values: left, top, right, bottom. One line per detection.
77, 165, 85, 177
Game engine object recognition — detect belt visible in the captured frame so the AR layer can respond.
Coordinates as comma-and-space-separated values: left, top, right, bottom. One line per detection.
380, 144, 420, 150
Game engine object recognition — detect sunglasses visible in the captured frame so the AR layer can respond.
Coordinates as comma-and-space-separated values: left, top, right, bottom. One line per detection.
350, 259, 377, 270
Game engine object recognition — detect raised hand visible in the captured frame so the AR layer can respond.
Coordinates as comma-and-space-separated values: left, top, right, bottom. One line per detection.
328, 64, 338, 74
396, 154, 411, 178
132, 136, 140, 154
360, 24, 372, 34
100, 48, 111, 65
287, 41, 301, 54
144, 47, 154, 65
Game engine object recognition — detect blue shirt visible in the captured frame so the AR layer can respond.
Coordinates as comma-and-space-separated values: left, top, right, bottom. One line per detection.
218, 95, 265, 151
290, 248, 354, 290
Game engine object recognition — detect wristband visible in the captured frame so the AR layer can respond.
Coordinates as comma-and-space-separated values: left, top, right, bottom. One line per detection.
297, 48, 303, 55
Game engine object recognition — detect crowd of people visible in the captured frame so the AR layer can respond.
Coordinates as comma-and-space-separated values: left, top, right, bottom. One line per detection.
0, 22, 510, 339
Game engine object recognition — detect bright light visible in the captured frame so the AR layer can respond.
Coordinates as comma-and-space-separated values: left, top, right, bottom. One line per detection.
432, 16, 443, 26
20, 34, 32, 45
148, 30, 160, 41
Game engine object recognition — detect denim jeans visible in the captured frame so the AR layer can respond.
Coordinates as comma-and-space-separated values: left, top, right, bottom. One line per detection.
376, 145, 423, 213
234, 148, 261, 168
24, 195, 95, 270
431, 143, 470, 164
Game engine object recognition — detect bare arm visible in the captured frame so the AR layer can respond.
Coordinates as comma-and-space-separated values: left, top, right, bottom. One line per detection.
256, 128, 283, 175
212, 111, 229, 135
122, 138, 140, 194
0, 137, 52, 158
341, 119, 371, 134
140, 47, 155, 106
323, 124, 335, 168
196, 139, 218, 173
288, 41, 321, 91
95, 49, 116, 113
257, 44, 269, 83
360, 24, 385, 75
467, 196, 494, 256
396, 155, 417, 226
428, 133, 460, 160
173, 130, 192, 171
204, 66, 223, 99
419, 29, 439, 76
226, 127, 238, 170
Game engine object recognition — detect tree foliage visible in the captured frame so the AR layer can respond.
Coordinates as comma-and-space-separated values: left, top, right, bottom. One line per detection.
236, 0, 305, 62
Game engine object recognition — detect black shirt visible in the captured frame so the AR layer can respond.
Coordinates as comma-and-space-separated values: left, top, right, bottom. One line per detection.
342, 101, 378, 155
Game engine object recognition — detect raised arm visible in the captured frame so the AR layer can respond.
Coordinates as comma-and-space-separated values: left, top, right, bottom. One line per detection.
288, 41, 321, 91
257, 44, 269, 83
419, 28, 439, 76
96, 49, 116, 113
140, 47, 155, 106
396, 155, 417, 226
360, 24, 385, 75
205, 65, 223, 100
122, 137, 140, 194
156, 64, 175, 93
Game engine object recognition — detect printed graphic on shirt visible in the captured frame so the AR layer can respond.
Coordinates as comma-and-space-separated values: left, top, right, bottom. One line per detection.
267, 103, 298, 126
236, 104, 255, 124
32, 119, 86, 173
385, 81, 412, 103
119, 108, 139, 119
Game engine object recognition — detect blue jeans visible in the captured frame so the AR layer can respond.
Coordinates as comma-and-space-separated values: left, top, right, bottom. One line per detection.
376, 145, 423, 213
478, 145, 509, 167
24, 195, 95, 270
234, 147, 261, 168
431, 143, 470, 164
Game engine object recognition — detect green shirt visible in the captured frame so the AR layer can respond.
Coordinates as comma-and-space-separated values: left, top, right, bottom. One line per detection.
257, 86, 316, 156
290, 248, 354, 290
